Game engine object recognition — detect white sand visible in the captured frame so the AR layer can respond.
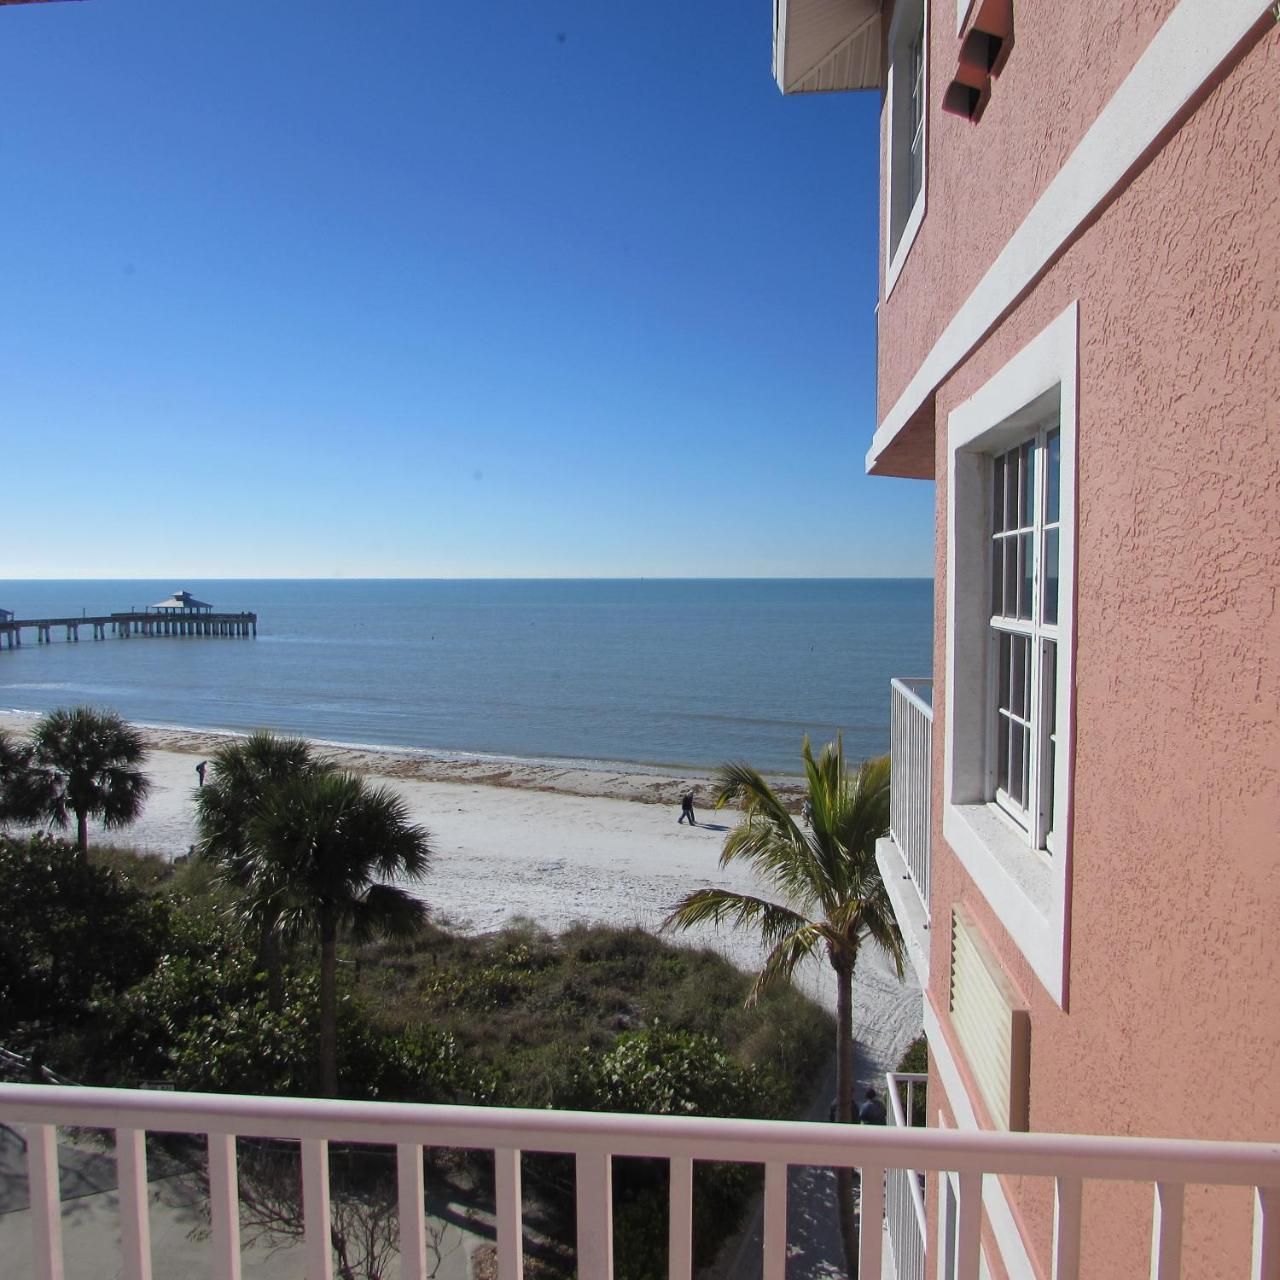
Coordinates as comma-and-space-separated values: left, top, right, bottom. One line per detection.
0, 712, 922, 1085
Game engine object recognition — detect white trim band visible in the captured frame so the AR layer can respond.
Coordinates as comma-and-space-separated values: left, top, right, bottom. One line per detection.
867, 0, 1271, 472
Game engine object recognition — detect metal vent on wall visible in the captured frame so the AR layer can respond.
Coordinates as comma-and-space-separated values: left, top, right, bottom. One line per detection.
949, 905, 1030, 1131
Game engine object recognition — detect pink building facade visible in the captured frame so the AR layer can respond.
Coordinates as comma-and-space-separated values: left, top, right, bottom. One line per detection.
777, 0, 1279, 1275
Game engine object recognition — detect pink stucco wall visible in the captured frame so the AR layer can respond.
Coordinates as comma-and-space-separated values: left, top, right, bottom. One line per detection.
918, 20, 1279, 1279
876, 0, 1181, 423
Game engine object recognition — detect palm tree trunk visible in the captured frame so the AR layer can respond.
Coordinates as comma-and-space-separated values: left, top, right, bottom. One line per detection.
833, 955, 859, 1278
319, 910, 339, 1098
75, 809, 88, 858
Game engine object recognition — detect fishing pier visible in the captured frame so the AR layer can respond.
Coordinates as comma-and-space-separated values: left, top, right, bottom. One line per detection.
0, 590, 257, 650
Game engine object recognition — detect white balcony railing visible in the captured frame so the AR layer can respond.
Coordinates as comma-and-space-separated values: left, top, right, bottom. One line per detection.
890, 677, 933, 916
885, 1072, 927, 1280
3, 1084, 1279, 1280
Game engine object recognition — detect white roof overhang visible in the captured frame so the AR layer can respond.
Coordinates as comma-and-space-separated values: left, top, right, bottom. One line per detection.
773, 0, 883, 95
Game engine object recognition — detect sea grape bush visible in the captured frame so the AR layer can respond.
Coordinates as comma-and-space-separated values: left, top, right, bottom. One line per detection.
564, 1025, 783, 1118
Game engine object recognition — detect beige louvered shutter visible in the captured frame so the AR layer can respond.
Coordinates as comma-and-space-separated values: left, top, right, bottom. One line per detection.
949, 905, 1030, 1131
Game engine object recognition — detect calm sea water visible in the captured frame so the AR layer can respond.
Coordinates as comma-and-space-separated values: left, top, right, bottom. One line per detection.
0, 580, 932, 775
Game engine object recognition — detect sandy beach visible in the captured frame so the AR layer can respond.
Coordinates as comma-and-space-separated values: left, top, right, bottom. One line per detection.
0, 711, 921, 1086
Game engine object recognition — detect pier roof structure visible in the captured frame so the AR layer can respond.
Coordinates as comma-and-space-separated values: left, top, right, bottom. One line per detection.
151, 591, 212, 614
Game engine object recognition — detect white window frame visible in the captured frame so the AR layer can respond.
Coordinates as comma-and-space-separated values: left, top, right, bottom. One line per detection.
884, 0, 928, 298
944, 302, 1078, 1007
987, 426, 1062, 853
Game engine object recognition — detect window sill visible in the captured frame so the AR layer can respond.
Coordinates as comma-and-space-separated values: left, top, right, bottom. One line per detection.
884, 190, 925, 300
943, 801, 1064, 1003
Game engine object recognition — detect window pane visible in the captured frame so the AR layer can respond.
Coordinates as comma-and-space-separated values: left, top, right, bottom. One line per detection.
1043, 528, 1060, 625
1009, 633, 1026, 718
1042, 640, 1058, 851
1005, 449, 1019, 530
998, 631, 1011, 708
1003, 538, 1017, 617
993, 455, 1006, 533
997, 711, 1009, 790
1018, 532, 1033, 620
1009, 724, 1026, 807
1046, 430, 1061, 525
991, 539, 1003, 616
1024, 435, 1034, 524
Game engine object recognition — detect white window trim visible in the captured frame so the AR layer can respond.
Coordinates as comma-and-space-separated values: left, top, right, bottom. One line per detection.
955, 0, 974, 36
944, 301, 1078, 1007
883, 0, 928, 299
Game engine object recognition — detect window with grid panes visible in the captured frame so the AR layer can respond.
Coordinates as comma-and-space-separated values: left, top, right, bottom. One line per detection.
907, 24, 925, 209
989, 427, 1061, 852
887, 0, 926, 266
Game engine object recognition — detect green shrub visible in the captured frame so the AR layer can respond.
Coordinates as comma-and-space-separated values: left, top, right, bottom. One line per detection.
560, 1025, 782, 1119
0, 834, 176, 1037
895, 1035, 928, 1126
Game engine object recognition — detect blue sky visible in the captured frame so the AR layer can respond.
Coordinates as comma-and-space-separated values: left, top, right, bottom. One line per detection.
0, 0, 933, 578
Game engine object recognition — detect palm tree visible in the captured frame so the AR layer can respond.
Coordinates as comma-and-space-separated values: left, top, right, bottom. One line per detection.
0, 729, 55, 827
663, 739, 903, 1277
244, 770, 431, 1097
29, 708, 150, 857
194, 730, 322, 1011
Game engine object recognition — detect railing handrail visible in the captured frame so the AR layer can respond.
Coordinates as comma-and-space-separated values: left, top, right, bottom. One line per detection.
890, 677, 934, 720
3, 1085, 1278, 1186
886, 1071, 929, 1243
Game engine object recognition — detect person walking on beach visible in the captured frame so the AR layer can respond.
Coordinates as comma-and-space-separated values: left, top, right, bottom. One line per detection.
196, 760, 207, 787
678, 790, 697, 825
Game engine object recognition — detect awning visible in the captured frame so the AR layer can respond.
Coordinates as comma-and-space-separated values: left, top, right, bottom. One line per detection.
773, 0, 883, 95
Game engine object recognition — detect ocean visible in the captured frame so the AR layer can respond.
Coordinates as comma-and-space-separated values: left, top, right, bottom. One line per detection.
0, 580, 932, 776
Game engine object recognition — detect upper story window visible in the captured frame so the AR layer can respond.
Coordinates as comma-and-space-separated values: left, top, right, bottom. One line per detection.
989, 428, 1061, 853
943, 302, 1078, 1006
885, 0, 928, 296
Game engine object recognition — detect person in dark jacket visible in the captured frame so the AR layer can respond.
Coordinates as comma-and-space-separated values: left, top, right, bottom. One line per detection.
678, 790, 697, 825
858, 1086, 887, 1125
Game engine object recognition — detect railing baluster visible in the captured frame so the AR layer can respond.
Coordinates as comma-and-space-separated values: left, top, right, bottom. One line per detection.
1052, 1175, 1082, 1279
1150, 1181, 1184, 1279
859, 1163, 884, 1277
575, 1150, 613, 1280
495, 1147, 524, 1280
397, 1143, 427, 1280
117, 1128, 153, 1280
1255, 1185, 1279, 1280
761, 1161, 786, 1280
27, 1123, 64, 1280
208, 1134, 241, 1280
301, 1138, 334, 1280
955, 1169, 982, 1280
668, 1156, 693, 1280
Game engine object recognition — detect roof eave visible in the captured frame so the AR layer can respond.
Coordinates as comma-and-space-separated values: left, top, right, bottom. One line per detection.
773, 0, 884, 95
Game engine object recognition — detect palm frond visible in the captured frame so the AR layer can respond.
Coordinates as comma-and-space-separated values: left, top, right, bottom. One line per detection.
662, 888, 812, 950
347, 884, 427, 945
747, 923, 828, 1005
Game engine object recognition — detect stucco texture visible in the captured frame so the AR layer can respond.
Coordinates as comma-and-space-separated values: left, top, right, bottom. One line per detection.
876, 0, 1180, 422
922, 22, 1279, 1280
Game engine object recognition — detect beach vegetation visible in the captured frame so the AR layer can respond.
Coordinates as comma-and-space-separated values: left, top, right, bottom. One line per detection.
2, 834, 831, 1280
25, 706, 151, 856
662, 737, 903, 1275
